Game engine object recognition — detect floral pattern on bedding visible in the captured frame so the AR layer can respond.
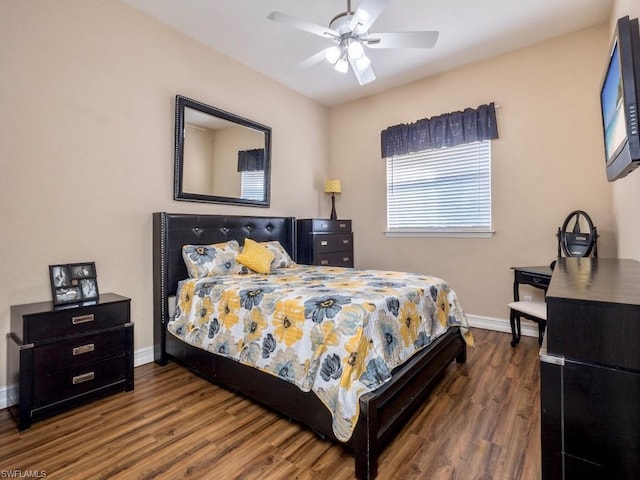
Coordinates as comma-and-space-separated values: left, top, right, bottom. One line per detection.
168, 264, 473, 441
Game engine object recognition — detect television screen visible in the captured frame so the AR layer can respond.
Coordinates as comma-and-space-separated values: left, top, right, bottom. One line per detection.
601, 43, 626, 163
599, 16, 640, 181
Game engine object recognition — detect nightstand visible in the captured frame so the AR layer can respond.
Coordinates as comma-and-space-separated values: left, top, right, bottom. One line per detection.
296, 219, 354, 267
7, 293, 134, 430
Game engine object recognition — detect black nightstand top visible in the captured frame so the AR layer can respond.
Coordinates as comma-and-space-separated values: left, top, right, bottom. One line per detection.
510, 265, 553, 278
11, 293, 130, 317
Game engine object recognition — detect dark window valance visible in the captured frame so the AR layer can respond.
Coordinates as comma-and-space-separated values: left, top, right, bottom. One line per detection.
237, 149, 265, 172
380, 102, 499, 158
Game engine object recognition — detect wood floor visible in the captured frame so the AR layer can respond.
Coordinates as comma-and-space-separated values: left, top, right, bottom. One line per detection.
0, 329, 541, 479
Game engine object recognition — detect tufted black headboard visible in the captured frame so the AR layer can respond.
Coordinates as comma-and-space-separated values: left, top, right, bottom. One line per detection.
152, 212, 296, 364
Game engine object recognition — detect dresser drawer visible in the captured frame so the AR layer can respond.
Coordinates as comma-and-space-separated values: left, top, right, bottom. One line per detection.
317, 252, 354, 268
34, 327, 126, 375
25, 301, 130, 343
304, 219, 351, 233
296, 218, 354, 267
313, 233, 353, 253
33, 354, 127, 408
514, 270, 550, 290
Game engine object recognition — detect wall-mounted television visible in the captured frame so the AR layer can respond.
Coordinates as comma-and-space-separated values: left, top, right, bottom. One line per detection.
599, 16, 640, 182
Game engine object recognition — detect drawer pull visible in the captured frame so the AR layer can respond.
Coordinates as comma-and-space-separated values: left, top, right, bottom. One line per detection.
73, 343, 95, 356
343, 239, 350, 244
343, 257, 350, 262
320, 240, 328, 246
321, 223, 328, 229
72, 314, 94, 325
72, 372, 95, 384
320, 260, 329, 265
339, 223, 347, 228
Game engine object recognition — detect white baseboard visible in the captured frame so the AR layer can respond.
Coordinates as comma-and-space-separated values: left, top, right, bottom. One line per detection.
1, 317, 532, 411
133, 346, 155, 367
466, 313, 540, 339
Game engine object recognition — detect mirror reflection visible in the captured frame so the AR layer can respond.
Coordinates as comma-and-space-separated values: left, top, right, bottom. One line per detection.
174, 96, 271, 206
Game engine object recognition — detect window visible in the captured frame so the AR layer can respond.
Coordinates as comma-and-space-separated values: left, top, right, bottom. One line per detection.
241, 171, 265, 200
386, 140, 492, 236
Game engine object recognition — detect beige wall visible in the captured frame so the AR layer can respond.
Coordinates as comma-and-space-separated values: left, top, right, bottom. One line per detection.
0, 1, 329, 389
183, 125, 216, 194
329, 24, 613, 320
0, 1, 627, 394
611, 0, 640, 261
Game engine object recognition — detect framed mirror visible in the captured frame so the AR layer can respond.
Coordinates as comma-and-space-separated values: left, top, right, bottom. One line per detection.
174, 95, 271, 206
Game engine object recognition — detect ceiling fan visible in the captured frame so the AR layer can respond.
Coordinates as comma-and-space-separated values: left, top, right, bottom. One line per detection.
267, 0, 439, 85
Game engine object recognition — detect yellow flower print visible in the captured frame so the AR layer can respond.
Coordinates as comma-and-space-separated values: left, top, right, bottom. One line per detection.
219, 290, 241, 329
379, 270, 406, 279
273, 299, 305, 347
178, 280, 196, 311
309, 320, 341, 357
326, 278, 367, 290
399, 301, 420, 347
436, 288, 451, 327
463, 329, 475, 347
196, 296, 213, 327
243, 307, 267, 343
340, 327, 368, 389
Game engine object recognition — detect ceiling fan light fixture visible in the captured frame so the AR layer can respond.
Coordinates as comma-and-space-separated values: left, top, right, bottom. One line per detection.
325, 46, 341, 64
355, 54, 371, 70
347, 40, 364, 59
268, 1, 440, 86
334, 54, 349, 73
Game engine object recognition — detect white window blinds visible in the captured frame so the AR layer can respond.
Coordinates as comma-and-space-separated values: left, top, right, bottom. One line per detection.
241, 171, 265, 201
386, 140, 492, 235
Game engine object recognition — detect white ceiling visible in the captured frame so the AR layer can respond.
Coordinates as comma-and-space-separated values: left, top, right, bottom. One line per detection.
120, 0, 612, 107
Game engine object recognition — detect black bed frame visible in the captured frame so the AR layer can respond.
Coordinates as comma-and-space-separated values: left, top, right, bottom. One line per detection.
152, 212, 467, 479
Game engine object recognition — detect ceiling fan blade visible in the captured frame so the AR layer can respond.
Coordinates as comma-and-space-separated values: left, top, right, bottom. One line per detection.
365, 31, 439, 49
268, 11, 339, 39
349, 0, 388, 34
293, 49, 331, 72
348, 56, 376, 85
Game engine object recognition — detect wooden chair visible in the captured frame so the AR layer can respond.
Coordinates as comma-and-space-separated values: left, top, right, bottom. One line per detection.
508, 300, 547, 346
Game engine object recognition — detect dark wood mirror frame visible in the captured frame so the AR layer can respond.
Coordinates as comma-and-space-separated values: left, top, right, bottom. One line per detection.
174, 95, 271, 207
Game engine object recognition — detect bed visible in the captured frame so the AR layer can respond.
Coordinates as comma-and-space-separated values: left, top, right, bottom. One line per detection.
152, 212, 470, 479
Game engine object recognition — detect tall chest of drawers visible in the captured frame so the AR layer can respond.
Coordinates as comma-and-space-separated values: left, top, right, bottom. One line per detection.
296, 219, 354, 268
7, 293, 134, 430
540, 258, 640, 478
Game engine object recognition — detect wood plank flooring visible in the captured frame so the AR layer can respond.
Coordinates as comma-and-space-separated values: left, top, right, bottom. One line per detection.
0, 329, 541, 479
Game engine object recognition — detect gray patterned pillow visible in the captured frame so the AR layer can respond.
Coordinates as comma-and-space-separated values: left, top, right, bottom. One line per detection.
260, 241, 295, 269
182, 240, 244, 278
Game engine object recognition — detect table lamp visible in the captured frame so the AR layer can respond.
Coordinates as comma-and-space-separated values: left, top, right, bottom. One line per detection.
324, 179, 342, 220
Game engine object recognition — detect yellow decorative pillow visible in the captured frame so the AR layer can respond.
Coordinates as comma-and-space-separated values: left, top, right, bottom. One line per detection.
237, 238, 275, 274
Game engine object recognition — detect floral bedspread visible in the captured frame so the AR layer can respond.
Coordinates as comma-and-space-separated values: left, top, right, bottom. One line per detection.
168, 265, 473, 441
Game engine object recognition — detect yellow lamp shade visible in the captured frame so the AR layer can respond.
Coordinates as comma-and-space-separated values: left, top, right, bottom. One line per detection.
324, 179, 342, 194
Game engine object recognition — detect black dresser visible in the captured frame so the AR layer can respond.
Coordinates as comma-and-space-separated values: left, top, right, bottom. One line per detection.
7, 293, 134, 430
540, 258, 640, 479
296, 218, 353, 267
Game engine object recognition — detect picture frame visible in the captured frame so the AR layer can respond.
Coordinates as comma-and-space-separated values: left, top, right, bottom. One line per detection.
49, 262, 99, 306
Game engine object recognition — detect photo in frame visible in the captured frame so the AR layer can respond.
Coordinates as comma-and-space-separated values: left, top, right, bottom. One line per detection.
49, 262, 99, 306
